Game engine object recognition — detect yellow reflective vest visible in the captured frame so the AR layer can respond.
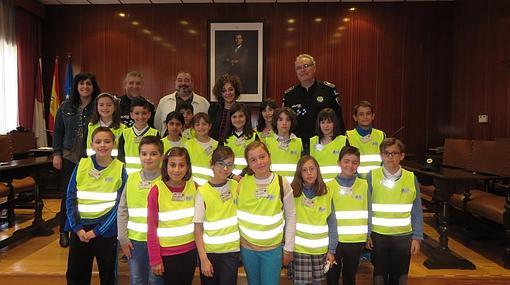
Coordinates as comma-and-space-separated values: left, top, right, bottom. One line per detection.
126, 170, 161, 241
328, 177, 368, 243
309, 135, 347, 181
294, 189, 334, 254
371, 168, 416, 235
184, 137, 218, 185
223, 133, 258, 176
76, 157, 124, 219
86, 122, 126, 157
346, 128, 384, 177
122, 127, 159, 174
198, 179, 240, 253
237, 174, 284, 247
155, 179, 196, 247
161, 137, 186, 155
265, 135, 302, 183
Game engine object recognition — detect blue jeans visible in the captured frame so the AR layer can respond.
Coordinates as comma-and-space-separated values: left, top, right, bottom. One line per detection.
129, 240, 164, 285
240, 246, 282, 285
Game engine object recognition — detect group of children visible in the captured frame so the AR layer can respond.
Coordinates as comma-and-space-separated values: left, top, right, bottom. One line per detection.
64, 95, 423, 285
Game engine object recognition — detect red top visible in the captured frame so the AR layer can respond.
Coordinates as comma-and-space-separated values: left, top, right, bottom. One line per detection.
147, 181, 197, 267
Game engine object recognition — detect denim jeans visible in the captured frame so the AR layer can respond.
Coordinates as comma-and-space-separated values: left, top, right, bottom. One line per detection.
129, 240, 164, 285
240, 246, 282, 285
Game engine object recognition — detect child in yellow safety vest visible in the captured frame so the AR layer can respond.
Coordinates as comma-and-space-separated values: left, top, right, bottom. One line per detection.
65, 127, 127, 285
85, 92, 126, 157
326, 146, 368, 285
309, 108, 347, 181
118, 98, 160, 174
221, 103, 258, 178
147, 147, 198, 285
290, 155, 336, 285
184, 112, 218, 185
366, 138, 423, 285
161, 111, 186, 154
237, 141, 296, 285
265, 107, 303, 183
194, 146, 240, 285
346, 101, 386, 178
117, 136, 164, 285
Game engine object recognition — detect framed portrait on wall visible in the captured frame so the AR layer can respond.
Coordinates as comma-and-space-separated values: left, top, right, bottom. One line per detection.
208, 20, 264, 102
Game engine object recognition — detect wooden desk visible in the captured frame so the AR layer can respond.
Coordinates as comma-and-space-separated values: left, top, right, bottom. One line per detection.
402, 160, 499, 270
0, 156, 54, 248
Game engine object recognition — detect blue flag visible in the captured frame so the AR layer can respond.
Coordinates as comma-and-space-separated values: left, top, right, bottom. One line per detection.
64, 55, 73, 99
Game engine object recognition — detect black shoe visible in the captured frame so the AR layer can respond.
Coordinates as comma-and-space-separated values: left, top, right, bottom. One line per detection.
59, 232, 69, 248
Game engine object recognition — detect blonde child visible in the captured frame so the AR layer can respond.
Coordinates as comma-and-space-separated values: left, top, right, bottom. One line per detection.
184, 112, 218, 185
237, 141, 296, 285
291, 155, 336, 285
194, 146, 240, 285
265, 107, 303, 183
117, 136, 165, 285
147, 147, 198, 285
346, 101, 386, 178
65, 127, 127, 284
85, 92, 126, 157
162, 111, 186, 154
326, 146, 368, 285
309, 108, 347, 181
222, 103, 258, 177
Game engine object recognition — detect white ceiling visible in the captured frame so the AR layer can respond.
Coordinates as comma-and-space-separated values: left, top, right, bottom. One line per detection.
39, 0, 453, 5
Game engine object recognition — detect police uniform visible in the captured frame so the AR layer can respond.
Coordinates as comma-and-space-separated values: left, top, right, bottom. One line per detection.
119, 94, 156, 128
283, 80, 346, 151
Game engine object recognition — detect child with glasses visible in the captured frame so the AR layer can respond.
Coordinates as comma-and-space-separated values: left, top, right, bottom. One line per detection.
194, 146, 240, 285
346, 101, 386, 178
366, 138, 423, 285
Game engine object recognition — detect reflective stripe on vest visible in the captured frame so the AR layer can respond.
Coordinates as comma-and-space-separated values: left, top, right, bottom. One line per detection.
86, 123, 125, 157
237, 175, 284, 247
126, 171, 160, 241
76, 157, 123, 219
265, 135, 302, 183
294, 189, 333, 254
224, 134, 257, 175
122, 127, 159, 173
155, 179, 196, 246
199, 180, 239, 252
309, 135, 347, 179
328, 177, 368, 243
346, 129, 384, 176
371, 168, 416, 235
184, 138, 218, 186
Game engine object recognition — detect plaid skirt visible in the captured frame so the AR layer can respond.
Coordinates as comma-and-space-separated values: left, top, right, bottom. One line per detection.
292, 252, 327, 283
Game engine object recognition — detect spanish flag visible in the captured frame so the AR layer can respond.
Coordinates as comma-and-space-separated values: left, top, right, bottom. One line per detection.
48, 56, 60, 134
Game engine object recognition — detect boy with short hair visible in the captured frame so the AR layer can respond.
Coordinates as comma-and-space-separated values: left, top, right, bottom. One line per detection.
346, 101, 386, 178
176, 102, 196, 140
326, 146, 368, 285
117, 136, 164, 285
118, 98, 160, 173
366, 138, 423, 285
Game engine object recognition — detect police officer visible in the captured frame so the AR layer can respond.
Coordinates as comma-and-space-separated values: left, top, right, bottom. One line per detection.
283, 54, 346, 152
119, 71, 156, 128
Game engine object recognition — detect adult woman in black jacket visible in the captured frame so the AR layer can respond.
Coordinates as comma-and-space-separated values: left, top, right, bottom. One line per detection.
208, 74, 241, 142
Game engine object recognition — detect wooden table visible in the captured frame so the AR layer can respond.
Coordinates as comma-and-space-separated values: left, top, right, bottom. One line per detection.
0, 156, 54, 248
402, 160, 500, 269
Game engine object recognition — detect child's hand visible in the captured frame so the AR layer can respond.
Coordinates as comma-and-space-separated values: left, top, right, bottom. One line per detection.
410, 239, 421, 255
366, 237, 374, 250
152, 263, 164, 276
326, 252, 336, 266
120, 241, 134, 259
77, 229, 89, 243
282, 250, 294, 265
85, 230, 96, 241
200, 258, 214, 277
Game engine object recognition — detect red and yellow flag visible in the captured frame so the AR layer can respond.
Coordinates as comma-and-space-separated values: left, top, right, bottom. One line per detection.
48, 56, 60, 134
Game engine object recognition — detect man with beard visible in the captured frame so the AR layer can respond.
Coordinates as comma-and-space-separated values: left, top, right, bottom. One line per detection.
119, 71, 156, 127
154, 71, 210, 135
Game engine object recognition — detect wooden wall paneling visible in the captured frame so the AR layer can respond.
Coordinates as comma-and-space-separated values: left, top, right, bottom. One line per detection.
104, 5, 129, 96
80, 6, 107, 87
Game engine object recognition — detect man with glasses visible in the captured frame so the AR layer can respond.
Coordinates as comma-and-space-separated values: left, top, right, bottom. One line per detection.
283, 54, 346, 153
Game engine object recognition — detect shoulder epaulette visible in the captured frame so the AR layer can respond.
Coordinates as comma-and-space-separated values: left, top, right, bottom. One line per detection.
323, 81, 336, 88
284, 85, 295, 94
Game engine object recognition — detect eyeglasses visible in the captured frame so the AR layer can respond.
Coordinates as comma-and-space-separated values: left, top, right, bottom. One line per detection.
382, 152, 401, 157
295, 63, 314, 71
215, 161, 235, 169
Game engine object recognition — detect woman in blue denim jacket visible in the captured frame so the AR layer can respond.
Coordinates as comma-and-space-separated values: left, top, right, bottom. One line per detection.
52, 72, 100, 248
